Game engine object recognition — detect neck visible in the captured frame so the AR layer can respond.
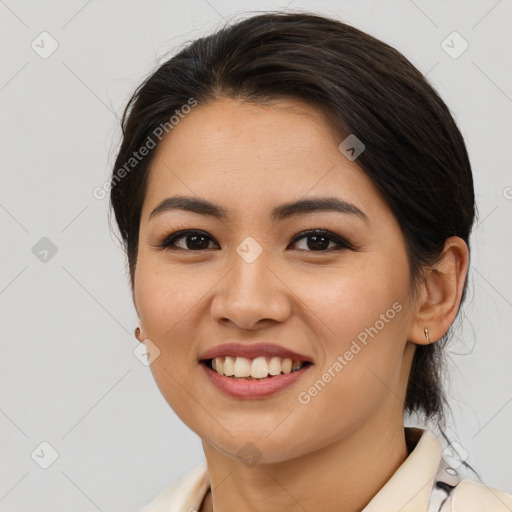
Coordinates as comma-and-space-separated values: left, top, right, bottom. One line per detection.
200, 416, 410, 512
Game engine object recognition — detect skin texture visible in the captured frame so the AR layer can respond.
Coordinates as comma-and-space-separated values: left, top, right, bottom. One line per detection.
133, 97, 469, 512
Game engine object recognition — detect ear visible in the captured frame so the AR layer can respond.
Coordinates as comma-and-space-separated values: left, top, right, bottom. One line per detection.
132, 280, 145, 343
408, 236, 469, 345
132, 287, 145, 344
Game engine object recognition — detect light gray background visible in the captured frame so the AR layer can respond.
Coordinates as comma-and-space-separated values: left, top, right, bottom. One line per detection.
1, 0, 511, 510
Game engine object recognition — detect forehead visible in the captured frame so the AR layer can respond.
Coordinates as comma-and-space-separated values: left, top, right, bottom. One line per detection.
153, 96, 341, 161
141, 97, 386, 224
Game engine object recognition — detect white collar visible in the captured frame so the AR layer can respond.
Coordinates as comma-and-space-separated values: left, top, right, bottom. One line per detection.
362, 427, 442, 511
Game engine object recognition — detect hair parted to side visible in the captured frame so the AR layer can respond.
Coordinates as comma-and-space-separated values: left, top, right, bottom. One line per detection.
109, 11, 476, 434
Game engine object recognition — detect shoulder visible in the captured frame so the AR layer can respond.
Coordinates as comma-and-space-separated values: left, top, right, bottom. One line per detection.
139, 461, 209, 512
450, 479, 512, 512
426, 436, 512, 512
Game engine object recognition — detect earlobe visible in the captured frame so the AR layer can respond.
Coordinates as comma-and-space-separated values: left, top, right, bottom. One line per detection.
132, 288, 145, 343
408, 236, 469, 346
134, 325, 144, 343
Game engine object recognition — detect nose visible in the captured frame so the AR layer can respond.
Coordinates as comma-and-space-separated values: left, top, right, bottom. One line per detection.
210, 253, 292, 330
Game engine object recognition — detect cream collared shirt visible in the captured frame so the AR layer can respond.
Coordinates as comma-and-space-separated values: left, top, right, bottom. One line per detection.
140, 427, 512, 512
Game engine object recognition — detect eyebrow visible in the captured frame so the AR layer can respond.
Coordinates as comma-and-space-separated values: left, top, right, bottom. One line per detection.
148, 195, 369, 224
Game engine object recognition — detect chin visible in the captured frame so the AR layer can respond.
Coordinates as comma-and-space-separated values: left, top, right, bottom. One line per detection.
202, 430, 312, 466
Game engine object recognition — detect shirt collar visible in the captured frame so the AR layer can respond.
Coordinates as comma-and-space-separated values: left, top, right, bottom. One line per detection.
362, 427, 442, 512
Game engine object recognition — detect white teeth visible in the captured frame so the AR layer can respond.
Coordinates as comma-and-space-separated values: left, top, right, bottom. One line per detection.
251, 356, 269, 378
281, 358, 292, 374
210, 356, 306, 379
234, 357, 251, 377
223, 356, 235, 376
268, 357, 282, 375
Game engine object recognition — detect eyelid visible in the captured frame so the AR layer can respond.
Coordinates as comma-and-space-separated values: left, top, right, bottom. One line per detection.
153, 227, 216, 250
153, 226, 357, 252
289, 228, 356, 250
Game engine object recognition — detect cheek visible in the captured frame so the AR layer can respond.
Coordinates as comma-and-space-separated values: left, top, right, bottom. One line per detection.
293, 263, 409, 400
134, 256, 207, 339
134, 258, 213, 395
135, 265, 208, 424
294, 262, 407, 345
293, 288, 408, 447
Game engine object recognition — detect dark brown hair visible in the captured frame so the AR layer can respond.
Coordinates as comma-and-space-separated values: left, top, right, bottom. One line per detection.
109, 11, 476, 433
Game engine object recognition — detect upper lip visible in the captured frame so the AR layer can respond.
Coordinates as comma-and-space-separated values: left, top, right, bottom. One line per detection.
198, 342, 313, 363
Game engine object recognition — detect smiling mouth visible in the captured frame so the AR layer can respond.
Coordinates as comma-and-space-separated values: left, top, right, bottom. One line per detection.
202, 356, 313, 380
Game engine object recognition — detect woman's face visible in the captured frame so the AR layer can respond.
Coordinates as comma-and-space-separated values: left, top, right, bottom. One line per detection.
133, 96, 418, 462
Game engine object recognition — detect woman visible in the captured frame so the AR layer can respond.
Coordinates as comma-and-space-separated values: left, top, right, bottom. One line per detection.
109, 11, 512, 512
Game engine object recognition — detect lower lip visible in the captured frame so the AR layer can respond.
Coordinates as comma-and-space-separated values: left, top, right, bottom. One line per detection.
200, 362, 313, 399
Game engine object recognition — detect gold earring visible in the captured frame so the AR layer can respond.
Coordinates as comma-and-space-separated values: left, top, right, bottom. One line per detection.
424, 327, 431, 343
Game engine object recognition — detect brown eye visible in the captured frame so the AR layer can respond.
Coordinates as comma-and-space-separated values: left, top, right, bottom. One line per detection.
156, 228, 354, 253
288, 229, 354, 252
158, 230, 218, 251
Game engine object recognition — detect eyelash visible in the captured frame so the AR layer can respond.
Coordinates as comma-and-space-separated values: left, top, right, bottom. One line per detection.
154, 227, 356, 253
